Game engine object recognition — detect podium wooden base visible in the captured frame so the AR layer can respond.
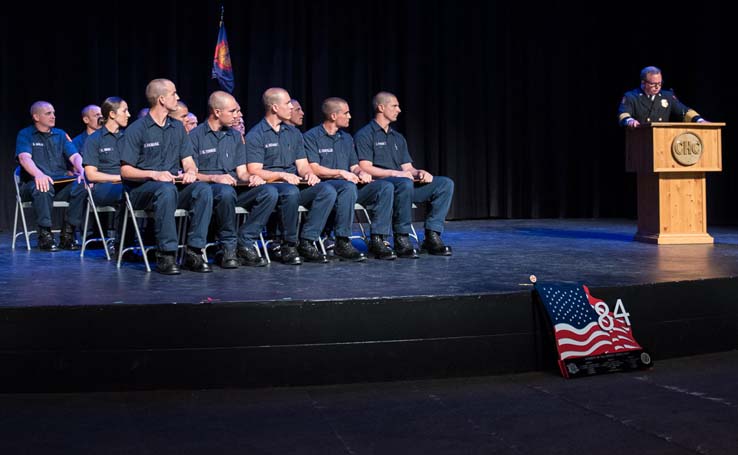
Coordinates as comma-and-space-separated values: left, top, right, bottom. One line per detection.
633, 232, 714, 244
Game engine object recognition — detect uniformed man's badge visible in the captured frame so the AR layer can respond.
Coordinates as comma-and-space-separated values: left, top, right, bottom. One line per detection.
661, 99, 669, 108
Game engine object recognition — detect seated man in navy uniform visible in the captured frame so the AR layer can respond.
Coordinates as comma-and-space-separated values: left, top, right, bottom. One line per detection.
618, 66, 709, 127
72, 104, 102, 152
304, 97, 396, 261
120, 78, 214, 275
15, 100, 87, 251
246, 87, 337, 265
190, 90, 278, 268
356, 91, 454, 257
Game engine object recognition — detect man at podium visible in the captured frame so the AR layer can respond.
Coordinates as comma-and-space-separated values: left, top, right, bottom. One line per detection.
618, 66, 709, 128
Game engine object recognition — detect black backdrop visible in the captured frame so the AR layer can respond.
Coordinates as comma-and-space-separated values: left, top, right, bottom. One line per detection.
1, 1, 735, 230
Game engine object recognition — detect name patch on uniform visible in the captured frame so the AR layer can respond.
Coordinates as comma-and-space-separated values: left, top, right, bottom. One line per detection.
32, 142, 44, 147
143, 142, 160, 149
100, 147, 113, 153
318, 148, 333, 154
200, 148, 217, 155
264, 142, 279, 149
374, 141, 386, 146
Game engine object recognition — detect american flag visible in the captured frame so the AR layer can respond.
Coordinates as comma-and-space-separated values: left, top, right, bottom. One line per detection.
536, 283, 642, 360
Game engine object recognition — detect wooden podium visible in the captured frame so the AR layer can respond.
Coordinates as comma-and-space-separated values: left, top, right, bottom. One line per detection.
625, 122, 725, 244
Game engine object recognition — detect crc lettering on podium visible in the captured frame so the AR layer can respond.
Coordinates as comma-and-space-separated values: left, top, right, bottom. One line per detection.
533, 281, 652, 379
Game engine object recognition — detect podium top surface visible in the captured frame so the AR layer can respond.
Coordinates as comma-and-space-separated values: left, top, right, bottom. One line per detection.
644, 122, 725, 127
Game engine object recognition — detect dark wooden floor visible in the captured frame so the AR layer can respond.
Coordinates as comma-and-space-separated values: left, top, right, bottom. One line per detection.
3, 218, 738, 307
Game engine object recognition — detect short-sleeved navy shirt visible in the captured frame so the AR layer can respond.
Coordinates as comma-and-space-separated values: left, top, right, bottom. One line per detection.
15, 126, 78, 181
245, 119, 305, 175
82, 126, 124, 175
119, 114, 191, 174
304, 124, 358, 172
72, 131, 92, 154
354, 120, 413, 171
189, 122, 245, 178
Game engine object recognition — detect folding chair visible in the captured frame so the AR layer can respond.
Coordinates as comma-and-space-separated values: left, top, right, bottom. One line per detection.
351, 203, 372, 244
12, 166, 70, 250
235, 206, 271, 264
408, 202, 420, 244
117, 190, 188, 272
80, 184, 118, 260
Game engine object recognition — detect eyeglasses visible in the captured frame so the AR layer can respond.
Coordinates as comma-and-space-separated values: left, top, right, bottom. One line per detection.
643, 81, 663, 87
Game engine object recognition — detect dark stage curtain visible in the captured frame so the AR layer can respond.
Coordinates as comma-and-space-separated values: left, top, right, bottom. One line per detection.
1, 1, 736, 230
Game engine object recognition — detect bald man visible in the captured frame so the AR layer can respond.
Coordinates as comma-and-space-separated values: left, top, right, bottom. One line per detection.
120, 78, 214, 274
356, 91, 454, 257
15, 101, 88, 251
246, 87, 337, 264
305, 97, 395, 260
190, 91, 278, 268
284, 98, 305, 128
71, 104, 102, 152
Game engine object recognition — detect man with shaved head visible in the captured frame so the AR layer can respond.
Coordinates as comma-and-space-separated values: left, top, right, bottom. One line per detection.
356, 91, 454, 256
305, 97, 396, 260
284, 99, 305, 128
16, 101, 88, 251
71, 104, 102, 152
189, 91, 278, 268
168, 100, 190, 124
246, 87, 337, 264
120, 78, 214, 274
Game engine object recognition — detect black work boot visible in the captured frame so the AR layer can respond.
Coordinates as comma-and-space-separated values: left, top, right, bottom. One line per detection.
218, 246, 240, 269
182, 247, 213, 273
297, 239, 329, 263
37, 226, 59, 252
237, 245, 267, 267
334, 237, 366, 262
280, 242, 302, 265
393, 233, 418, 259
369, 234, 396, 260
421, 230, 453, 256
155, 250, 181, 275
59, 224, 80, 250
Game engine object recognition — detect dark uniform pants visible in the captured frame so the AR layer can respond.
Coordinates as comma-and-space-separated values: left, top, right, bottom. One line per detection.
20, 179, 87, 228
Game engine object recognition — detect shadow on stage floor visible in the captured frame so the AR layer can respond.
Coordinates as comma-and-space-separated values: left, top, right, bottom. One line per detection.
1, 218, 737, 391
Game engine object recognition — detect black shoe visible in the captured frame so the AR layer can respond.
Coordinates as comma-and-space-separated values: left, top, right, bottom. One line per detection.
218, 247, 240, 269
334, 237, 366, 262
266, 241, 282, 261
182, 247, 213, 273
155, 251, 181, 275
298, 239, 329, 263
37, 227, 59, 252
59, 224, 80, 251
421, 230, 453, 256
369, 234, 396, 260
237, 245, 267, 267
280, 244, 302, 265
394, 233, 419, 259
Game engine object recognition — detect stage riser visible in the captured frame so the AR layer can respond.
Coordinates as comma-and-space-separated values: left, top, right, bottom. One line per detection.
1, 279, 736, 391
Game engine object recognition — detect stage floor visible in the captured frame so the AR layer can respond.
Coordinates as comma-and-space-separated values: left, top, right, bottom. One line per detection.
3, 218, 738, 308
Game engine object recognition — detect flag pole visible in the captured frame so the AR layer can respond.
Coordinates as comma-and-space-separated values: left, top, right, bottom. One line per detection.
219, 5, 224, 27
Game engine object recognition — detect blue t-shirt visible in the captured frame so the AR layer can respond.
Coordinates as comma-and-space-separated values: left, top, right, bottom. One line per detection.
303, 124, 358, 172
354, 120, 413, 171
15, 125, 78, 181
72, 131, 92, 154
82, 126, 124, 175
245, 118, 305, 175
119, 114, 192, 175
189, 122, 245, 178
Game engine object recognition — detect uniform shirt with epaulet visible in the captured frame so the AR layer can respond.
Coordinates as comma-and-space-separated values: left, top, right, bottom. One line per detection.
15, 126, 78, 181
617, 88, 703, 126
189, 122, 245, 178
82, 126, 124, 175
354, 120, 413, 171
72, 131, 93, 154
303, 124, 357, 171
119, 114, 191, 174
245, 119, 305, 175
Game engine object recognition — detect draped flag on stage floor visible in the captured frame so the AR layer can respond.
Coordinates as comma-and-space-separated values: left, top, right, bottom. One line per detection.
212, 6, 234, 93
534, 281, 652, 378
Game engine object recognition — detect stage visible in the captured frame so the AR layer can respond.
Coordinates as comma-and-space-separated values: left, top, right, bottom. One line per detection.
2, 218, 738, 391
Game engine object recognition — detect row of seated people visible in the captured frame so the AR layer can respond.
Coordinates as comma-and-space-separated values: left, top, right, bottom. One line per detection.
15, 79, 454, 275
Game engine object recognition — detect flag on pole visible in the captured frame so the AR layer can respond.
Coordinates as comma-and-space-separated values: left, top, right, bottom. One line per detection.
212, 6, 234, 93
